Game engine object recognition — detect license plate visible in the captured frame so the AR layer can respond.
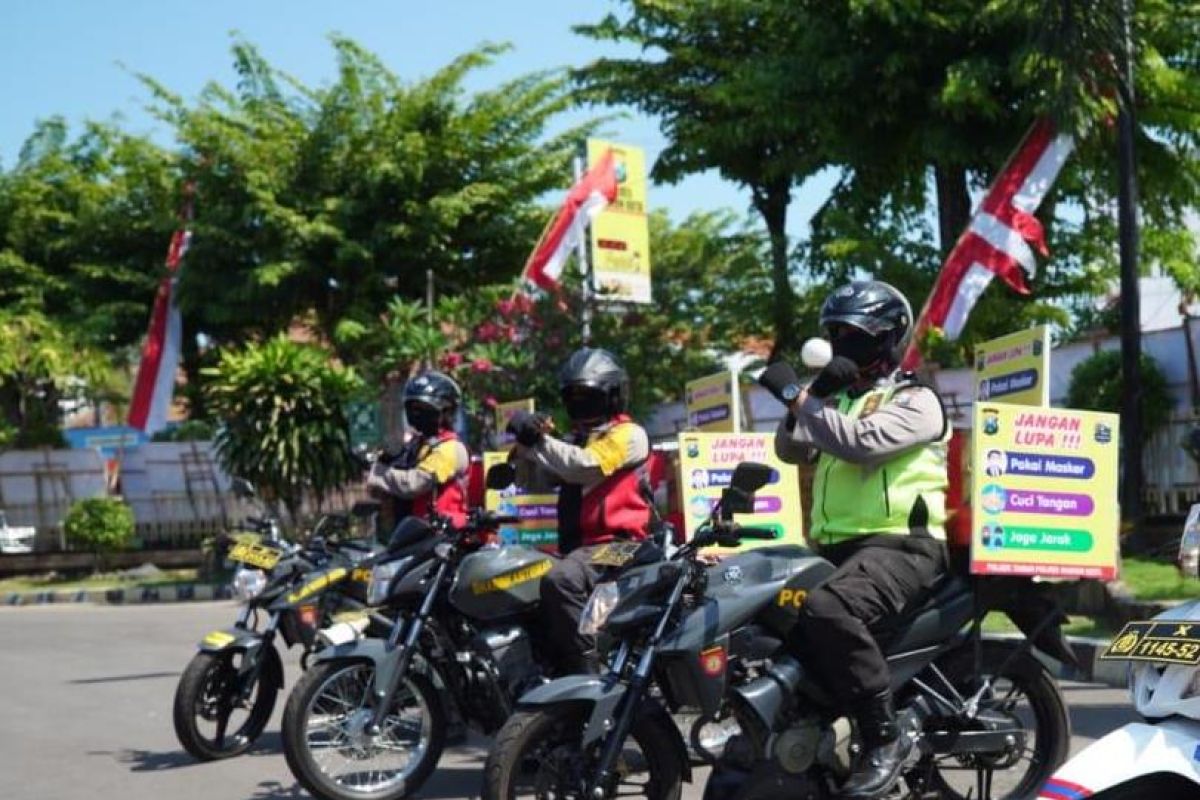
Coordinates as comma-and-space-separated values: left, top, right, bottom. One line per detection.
1099, 620, 1200, 666
589, 542, 641, 568
228, 541, 282, 570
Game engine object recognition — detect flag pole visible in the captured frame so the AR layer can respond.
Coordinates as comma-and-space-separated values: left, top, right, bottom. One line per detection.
574, 149, 594, 345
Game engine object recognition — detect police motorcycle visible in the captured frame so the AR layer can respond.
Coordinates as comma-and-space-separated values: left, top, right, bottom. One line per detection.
1036, 542, 1200, 798
483, 462, 1075, 800
173, 477, 382, 761
280, 463, 578, 800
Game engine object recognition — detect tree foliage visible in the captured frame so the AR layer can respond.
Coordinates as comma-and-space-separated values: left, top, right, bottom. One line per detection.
1066, 350, 1173, 434
204, 336, 363, 520
64, 497, 136, 572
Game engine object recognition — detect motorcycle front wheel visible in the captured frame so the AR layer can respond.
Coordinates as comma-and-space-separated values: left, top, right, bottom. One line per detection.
281, 660, 445, 800
172, 649, 278, 760
483, 703, 684, 800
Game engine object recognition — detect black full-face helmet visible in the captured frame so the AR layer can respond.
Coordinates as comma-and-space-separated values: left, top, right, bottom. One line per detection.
819, 280, 913, 372
557, 347, 629, 425
403, 370, 461, 436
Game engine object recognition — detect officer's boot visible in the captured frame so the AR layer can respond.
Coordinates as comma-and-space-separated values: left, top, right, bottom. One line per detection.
840, 689, 912, 798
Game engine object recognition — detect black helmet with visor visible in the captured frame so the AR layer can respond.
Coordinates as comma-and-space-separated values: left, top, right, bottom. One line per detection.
557, 347, 629, 425
819, 281, 913, 371
403, 370, 461, 437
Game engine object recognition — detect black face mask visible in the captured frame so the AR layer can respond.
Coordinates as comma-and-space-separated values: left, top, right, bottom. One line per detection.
831, 328, 886, 368
405, 402, 442, 437
562, 386, 608, 426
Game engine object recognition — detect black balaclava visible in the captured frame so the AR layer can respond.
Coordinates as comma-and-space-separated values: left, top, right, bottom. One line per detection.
405, 401, 442, 438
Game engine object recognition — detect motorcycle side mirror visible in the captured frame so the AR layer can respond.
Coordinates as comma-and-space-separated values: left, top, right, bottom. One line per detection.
351, 500, 381, 519
719, 486, 755, 520
485, 463, 517, 490
230, 477, 256, 500
730, 462, 773, 494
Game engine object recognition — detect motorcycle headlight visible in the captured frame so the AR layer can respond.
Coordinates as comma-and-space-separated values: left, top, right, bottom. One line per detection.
232, 567, 267, 602
367, 559, 408, 605
579, 581, 623, 637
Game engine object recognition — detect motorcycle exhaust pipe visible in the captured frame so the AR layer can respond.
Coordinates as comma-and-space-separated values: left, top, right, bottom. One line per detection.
733, 655, 805, 732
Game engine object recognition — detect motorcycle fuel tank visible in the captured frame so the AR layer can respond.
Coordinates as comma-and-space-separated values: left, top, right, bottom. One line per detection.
450, 546, 553, 621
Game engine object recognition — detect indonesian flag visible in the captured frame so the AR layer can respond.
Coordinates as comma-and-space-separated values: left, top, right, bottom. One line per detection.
519, 149, 619, 291
902, 119, 1074, 369
128, 197, 193, 434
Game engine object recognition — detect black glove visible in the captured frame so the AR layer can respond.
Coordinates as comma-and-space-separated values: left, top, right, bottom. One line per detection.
809, 356, 860, 399
758, 361, 802, 405
507, 409, 545, 447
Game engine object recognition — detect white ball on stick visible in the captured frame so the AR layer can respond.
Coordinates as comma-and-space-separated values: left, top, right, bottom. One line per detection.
800, 337, 832, 369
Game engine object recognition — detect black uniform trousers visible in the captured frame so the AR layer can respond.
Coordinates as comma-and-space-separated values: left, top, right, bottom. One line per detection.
540, 545, 613, 673
788, 533, 948, 705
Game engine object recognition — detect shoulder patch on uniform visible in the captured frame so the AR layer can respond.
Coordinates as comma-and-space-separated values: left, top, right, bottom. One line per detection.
585, 422, 636, 476
417, 443, 458, 484
859, 392, 885, 417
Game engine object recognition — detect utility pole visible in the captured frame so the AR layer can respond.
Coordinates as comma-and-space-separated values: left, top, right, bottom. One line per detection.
574, 151, 594, 345
1117, 0, 1143, 527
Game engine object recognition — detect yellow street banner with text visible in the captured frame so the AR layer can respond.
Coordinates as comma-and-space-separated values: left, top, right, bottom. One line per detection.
677, 433, 803, 553
685, 372, 735, 432
494, 399, 536, 451
587, 139, 651, 304
970, 402, 1120, 579
483, 451, 558, 548
973, 326, 1050, 406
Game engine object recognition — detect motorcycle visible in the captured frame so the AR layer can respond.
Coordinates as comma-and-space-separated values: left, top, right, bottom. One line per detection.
484, 461, 1076, 800
280, 463, 564, 800
172, 478, 381, 761
1037, 600, 1200, 799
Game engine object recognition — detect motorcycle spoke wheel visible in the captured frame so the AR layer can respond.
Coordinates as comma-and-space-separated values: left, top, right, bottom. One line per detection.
285, 661, 444, 799
173, 649, 277, 760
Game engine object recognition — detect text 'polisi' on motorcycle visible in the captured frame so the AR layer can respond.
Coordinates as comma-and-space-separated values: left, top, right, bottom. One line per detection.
484, 461, 1077, 800
172, 476, 383, 761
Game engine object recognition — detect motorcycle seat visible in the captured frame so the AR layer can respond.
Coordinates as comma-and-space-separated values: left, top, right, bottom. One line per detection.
879, 574, 974, 655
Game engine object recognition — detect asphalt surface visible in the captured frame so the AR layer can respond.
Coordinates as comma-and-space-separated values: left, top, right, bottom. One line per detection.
0, 602, 1139, 800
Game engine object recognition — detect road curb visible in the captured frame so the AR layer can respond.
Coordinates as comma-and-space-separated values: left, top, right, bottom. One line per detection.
4, 582, 234, 607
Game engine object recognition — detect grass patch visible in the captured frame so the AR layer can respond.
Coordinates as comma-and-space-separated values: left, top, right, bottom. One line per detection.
1120, 556, 1200, 602
981, 611, 1117, 640
0, 568, 201, 594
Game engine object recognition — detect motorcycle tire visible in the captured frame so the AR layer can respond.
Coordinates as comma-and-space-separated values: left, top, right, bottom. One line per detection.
281, 660, 445, 800
914, 640, 1070, 800
483, 703, 684, 800
172, 649, 278, 761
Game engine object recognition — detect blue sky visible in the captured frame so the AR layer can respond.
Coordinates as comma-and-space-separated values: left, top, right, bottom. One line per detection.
1, 0, 833, 235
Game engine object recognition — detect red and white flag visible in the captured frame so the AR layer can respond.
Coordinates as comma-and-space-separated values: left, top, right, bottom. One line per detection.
520, 149, 618, 292
128, 190, 193, 434
902, 119, 1074, 369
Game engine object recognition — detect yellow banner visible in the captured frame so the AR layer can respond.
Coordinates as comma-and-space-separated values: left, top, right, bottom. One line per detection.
685, 372, 736, 432
677, 433, 804, 553
970, 403, 1120, 579
494, 399, 536, 451
973, 326, 1050, 406
587, 138, 651, 304
483, 451, 559, 548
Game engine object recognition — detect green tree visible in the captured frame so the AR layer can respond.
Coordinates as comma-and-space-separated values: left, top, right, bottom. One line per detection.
574, 2, 822, 360
63, 497, 135, 573
1066, 350, 1173, 435
204, 336, 363, 522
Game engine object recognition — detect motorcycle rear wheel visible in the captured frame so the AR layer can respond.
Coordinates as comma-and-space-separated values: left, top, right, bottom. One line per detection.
910, 640, 1070, 800
484, 703, 684, 800
172, 649, 278, 761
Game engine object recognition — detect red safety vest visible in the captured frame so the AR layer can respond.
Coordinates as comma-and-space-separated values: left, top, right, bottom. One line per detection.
401, 430, 469, 529
558, 414, 650, 551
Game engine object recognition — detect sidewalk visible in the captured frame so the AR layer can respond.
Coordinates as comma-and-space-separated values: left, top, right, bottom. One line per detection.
4, 582, 233, 606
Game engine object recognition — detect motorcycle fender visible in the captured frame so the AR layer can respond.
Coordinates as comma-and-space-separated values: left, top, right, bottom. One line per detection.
197, 628, 283, 690
1038, 720, 1200, 798
519, 676, 624, 748
311, 637, 408, 698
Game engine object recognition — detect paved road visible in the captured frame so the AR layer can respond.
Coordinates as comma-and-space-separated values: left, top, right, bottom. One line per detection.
0, 602, 1139, 800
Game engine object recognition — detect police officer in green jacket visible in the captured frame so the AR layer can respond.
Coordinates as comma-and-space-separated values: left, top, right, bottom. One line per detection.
759, 280, 949, 799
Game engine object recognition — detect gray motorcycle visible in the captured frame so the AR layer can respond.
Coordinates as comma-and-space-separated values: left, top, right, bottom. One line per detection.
280, 464, 558, 800
483, 462, 1074, 800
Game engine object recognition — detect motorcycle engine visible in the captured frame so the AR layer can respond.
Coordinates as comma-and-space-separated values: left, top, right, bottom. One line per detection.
773, 716, 820, 774
460, 625, 541, 732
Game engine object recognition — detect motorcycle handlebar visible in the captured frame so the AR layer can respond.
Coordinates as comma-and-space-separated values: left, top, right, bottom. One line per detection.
735, 526, 778, 541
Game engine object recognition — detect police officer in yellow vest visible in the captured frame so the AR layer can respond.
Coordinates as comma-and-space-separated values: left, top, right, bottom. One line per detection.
759, 280, 949, 799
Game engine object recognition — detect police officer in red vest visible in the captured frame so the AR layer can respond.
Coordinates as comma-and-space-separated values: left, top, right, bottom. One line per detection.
366, 371, 470, 531
507, 348, 651, 674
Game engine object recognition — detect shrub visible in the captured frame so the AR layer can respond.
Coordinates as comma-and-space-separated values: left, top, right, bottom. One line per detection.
1065, 350, 1172, 435
63, 498, 135, 572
